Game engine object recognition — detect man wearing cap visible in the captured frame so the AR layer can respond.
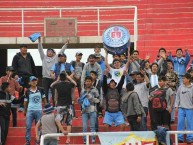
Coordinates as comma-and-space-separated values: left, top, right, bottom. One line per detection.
24, 76, 47, 145
0, 66, 23, 127
81, 54, 102, 87
94, 44, 105, 61
50, 52, 75, 80
102, 69, 126, 131
129, 71, 138, 85
105, 48, 130, 89
12, 44, 37, 112
38, 37, 69, 102
70, 52, 85, 97
35, 103, 68, 145
95, 53, 105, 80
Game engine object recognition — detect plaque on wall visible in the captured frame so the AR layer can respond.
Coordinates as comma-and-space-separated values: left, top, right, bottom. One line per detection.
44, 18, 77, 37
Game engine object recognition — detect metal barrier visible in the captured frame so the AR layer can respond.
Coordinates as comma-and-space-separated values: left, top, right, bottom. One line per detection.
0, 6, 138, 49
40, 132, 97, 145
166, 131, 193, 145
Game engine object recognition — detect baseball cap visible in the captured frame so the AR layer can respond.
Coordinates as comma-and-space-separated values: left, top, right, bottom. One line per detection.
29, 76, 37, 81
107, 78, 117, 85
76, 52, 83, 56
129, 71, 138, 76
58, 53, 67, 57
6, 66, 14, 71
47, 48, 55, 53
94, 53, 102, 58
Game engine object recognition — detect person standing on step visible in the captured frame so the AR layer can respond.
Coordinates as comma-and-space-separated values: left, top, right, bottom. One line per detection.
134, 71, 150, 131
35, 103, 68, 145
0, 82, 24, 145
175, 73, 193, 144
12, 44, 37, 112
50, 52, 75, 107
81, 54, 102, 88
24, 76, 47, 145
165, 59, 179, 124
168, 48, 190, 85
102, 69, 126, 131
0, 66, 23, 127
71, 52, 85, 118
79, 76, 99, 144
53, 72, 76, 144
149, 76, 174, 130
38, 37, 69, 103
90, 71, 103, 131
121, 82, 145, 131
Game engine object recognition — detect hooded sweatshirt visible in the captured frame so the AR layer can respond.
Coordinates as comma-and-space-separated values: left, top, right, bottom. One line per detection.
175, 84, 193, 109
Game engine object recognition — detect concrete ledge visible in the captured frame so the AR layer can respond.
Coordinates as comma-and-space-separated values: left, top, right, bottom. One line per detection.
0, 35, 134, 48
0, 37, 17, 44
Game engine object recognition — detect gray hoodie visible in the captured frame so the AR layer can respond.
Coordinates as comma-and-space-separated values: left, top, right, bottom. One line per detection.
175, 84, 193, 109
38, 42, 67, 78
121, 91, 145, 117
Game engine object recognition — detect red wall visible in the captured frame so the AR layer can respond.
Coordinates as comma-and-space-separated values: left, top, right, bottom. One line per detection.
0, 0, 193, 61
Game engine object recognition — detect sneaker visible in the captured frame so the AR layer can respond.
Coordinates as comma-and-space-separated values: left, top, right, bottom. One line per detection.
83, 141, 86, 144
24, 141, 30, 145
178, 140, 183, 143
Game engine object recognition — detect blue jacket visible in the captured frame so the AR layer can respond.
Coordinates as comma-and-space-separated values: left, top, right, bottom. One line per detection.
168, 52, 190, 76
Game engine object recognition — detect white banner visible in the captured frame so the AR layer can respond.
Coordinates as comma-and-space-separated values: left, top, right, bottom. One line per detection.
98, 131, 158, 145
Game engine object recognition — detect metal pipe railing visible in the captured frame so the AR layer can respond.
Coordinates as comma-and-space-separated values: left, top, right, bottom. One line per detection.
0, 6, 138, 44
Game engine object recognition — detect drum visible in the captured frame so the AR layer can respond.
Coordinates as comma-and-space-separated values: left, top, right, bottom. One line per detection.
102, 25, 130, 55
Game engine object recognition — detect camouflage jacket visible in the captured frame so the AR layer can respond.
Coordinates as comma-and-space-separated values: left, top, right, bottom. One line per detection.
165, 70, 179, 91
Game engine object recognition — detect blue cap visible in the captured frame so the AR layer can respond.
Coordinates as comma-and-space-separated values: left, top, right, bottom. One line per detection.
29, 76, 37, 81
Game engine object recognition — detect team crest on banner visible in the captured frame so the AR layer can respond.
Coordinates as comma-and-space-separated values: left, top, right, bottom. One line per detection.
98, 132, 158, 145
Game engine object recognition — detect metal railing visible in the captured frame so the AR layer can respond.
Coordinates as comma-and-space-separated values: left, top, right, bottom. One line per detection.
40, 132, 97, 145
166, 131, 193, 145
0, 6, 138, 49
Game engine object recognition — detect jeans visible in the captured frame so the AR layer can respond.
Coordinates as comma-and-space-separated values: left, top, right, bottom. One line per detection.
82, 112, 97, 142
42, 78, 53, 102
25, 110, 42, 142
177, 108, 193, 142
0, 116, 10, 145
44, 138, 58, 145
141, 107, 148, 131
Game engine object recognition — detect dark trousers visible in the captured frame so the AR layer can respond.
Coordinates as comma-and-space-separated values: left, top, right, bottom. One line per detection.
42, 77, 53, 102
0, 116, 10, 145
11, 108, 17, 127
75, 80, 81, 98
148, 101, 157, 130
140, 107, 148, 131
127, 115, 141, 131
18, 75, 30, 108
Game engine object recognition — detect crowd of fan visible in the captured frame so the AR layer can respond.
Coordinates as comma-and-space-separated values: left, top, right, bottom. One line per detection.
0, 36, 193, 145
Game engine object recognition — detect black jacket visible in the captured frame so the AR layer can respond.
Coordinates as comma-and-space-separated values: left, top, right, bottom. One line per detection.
12, 52, 37, 76
0, 91, 24, 119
